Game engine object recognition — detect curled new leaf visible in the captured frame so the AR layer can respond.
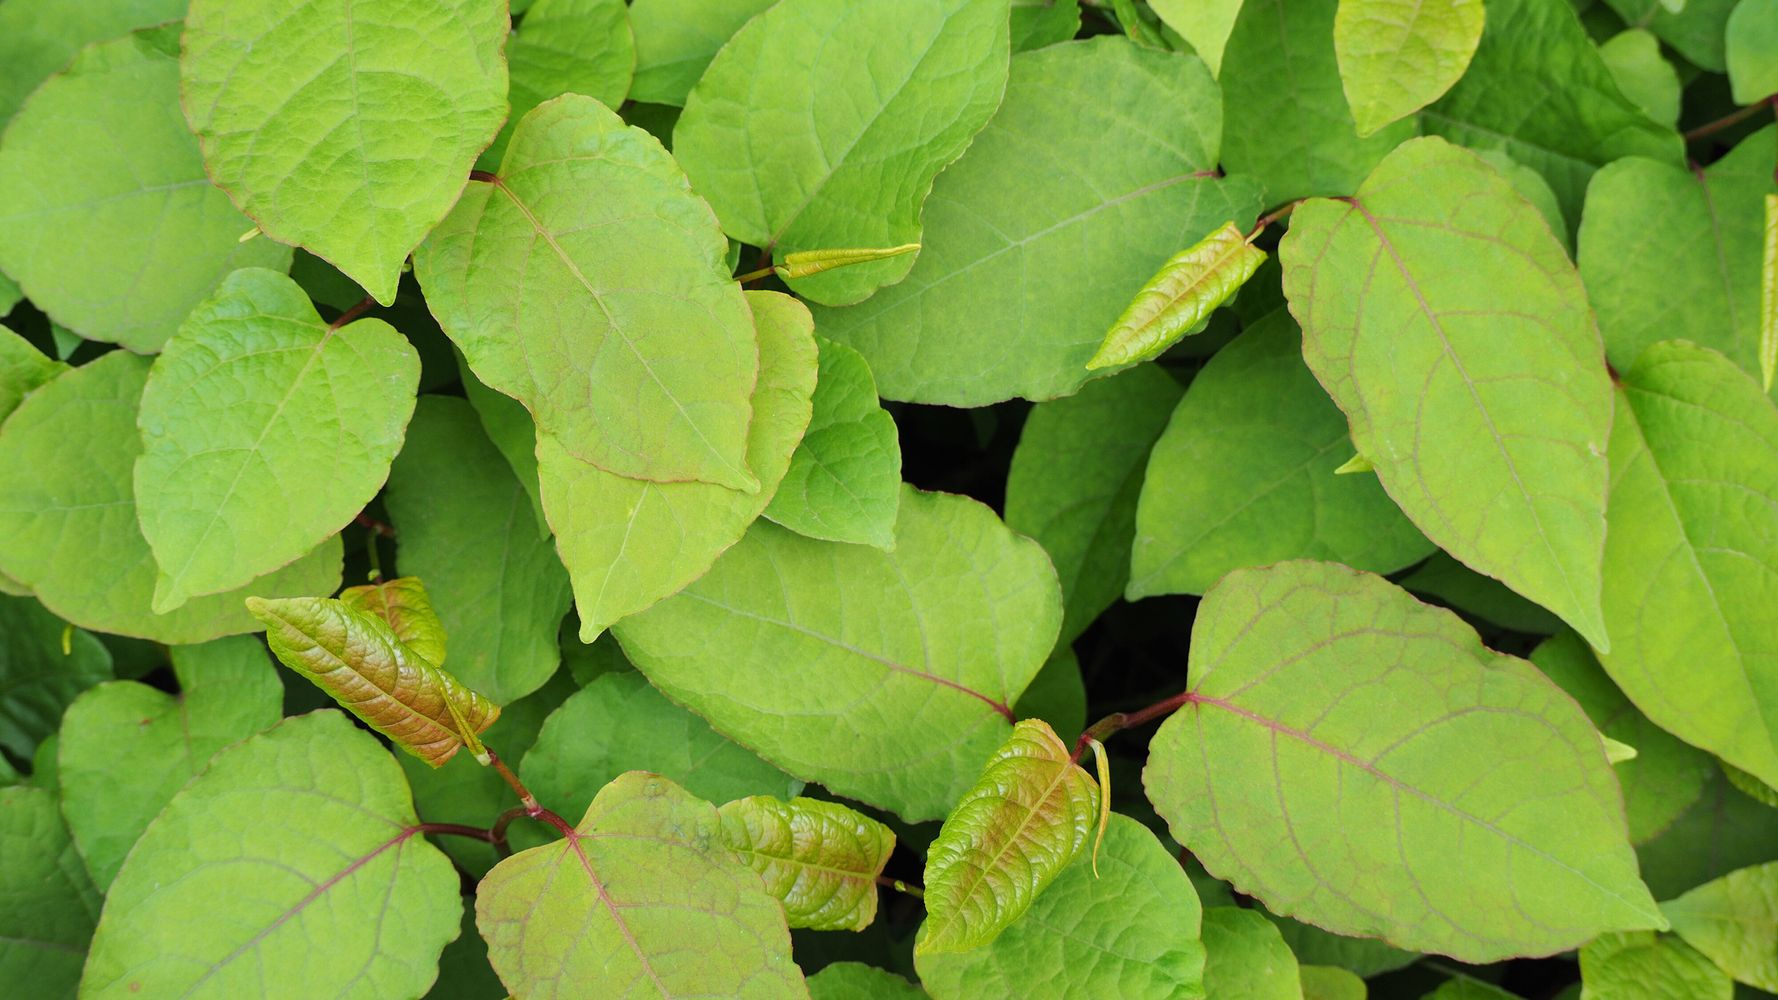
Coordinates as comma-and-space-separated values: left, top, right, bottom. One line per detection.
245, 596, 498, 767
1086, 222, 1266, 371
774, 244, 922, 281
719, 796, 896, 931
918, 719, 1100, 954
339, 576, 449, 669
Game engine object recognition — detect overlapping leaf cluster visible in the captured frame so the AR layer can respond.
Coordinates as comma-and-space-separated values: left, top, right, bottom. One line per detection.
2, 0, 1777, 998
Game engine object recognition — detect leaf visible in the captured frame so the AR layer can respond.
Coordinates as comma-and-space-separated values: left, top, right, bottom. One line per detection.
57, 635, 282, 889
918, 719, 1099, 954
385, 397, 573, 704
1010, 0, 1082, 51
1729, 0, 1778, 103
1723, 763, 1778, 808
1424, 980, 1518, 1000
1602, 0, 1738, 72
1149, 0, 1243, 75
917, 814, 1207, 1000
1471, 148, 1571, 251
627, 0, 776, 106
1663, 863, 1778, 991
1764, 193, 1778, 393
775, 244, 923, 282
428, 908, 507, 1000
1220, 0, 1416, 204
1421, 0, 1683, 218
1580, 931, 1732, 1000
1281, 136, 1614, 648
0, 30, 290, 353
180, 0, 508, 304
718, 795, 895, 931
1598, 29, 1682, 128
762, 336, 902, 549
1399, 551, 1564, 634
135, 268, 419, 611
522, 671, 799, 823
247, 596, 499, 767
1598, 342, 1778, 787
475, 772, 807, 1000
339, 576, 450, 669
673, 0, 1010, 305
0, 0, 182, 124
539, 289, 816, 637
456, 354, 548, 532
1531, 631, 1714, 844
1638, 771, 1778, 900
1266, 910, 1419, 978
0, 353, 343, 643
1143, 561, 1664, 961
417, 95, 761, 491
0, 326, 64, 423
1578, 126, 1778, 396
0, 785, 100, 997
614, 485, 1061, 820
1128, 310, 1432, 598
1301, 966, 1368, 1000
1201, 907, 1302, 1000
79, 711, 463, 999
814, 36, 1262, 405
1006, 364, 1184, 640
1334, 0, 1485, 136
808, 963, 929, 1000
0, 595, 111, 760
1086, 222, 1267, 370
486, 0, 634, 166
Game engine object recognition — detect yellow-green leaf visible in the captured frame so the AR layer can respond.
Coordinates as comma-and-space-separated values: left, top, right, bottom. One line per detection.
1335, 0, 1486, 136
1087, 222, 1266, 371
1663, 862, 1778, 991
246, 596, 498, 767
775, 244, 922, 281
918, 719, 1099, 954
1762, 193, 1777, 392
719, 796, 896, 932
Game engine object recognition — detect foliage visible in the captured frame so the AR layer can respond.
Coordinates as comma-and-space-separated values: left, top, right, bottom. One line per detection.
0, 1, 1775, 997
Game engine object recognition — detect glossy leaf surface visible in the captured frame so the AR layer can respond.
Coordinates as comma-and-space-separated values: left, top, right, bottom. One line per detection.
719, 795, 895, 931
1086, 222, 1266, 371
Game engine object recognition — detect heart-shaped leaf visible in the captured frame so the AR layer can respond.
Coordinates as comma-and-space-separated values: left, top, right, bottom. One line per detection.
719, 795, 896, 932
919, 719, 1099, 954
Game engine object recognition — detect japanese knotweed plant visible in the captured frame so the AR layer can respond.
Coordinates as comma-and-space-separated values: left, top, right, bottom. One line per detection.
1, 0, 1778, 998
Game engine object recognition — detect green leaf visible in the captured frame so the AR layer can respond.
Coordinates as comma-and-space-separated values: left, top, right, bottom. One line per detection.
1422, 0, 1683, 218
1006, 364, 1183, 640
135, 268, 418, 611
475, 772, 807, 1000
428, 908, 507, 1000
1424, 979, 1519, 1000
1221, 0, 1416, 204
486, 0, 634, 166
57, 635, 281, 889
1598, 342, 1778, 787
814, 36, 1262, 405
918, 814, 1207, 1000
1010, 0, 1082, 51
1334, 0, 1484, 136
1301, 965, 1369, 1000
0, 0, 182, 124
1268, 910, 1419, 978
1149, 0, 1243, 75
627, 0, 776, 106
1129, 310, 1432, 598
1281, 136, 1613, 648
1723, 763, 1778, 809
1638, 771, 1778, 900
1765, 194, 1778, 393
539, 289, 816, 637
1602, 0, 1738, 72
808, 963, 928, 1000
0, 31, 290, 353
522, 671, 799, 821
0, 353, 343, 643
456, 354, 548, 533
0, 785, 100, 997
1598, 30, 1682, 128
1532, 631, 1714, 844
180, 0, 509, 304
1664, 863, 1778, 991
1472, 148, 1571, 252
0, 595, 111, 760
673, 0, 1010, 305
918, 719, 1099, 954
339, 576, 450, 669
1578, 126, 1777, 396
80, 711, 463, 999
1144, 561, 1664, 961
615, 485, 1061, 820
247, 596, 500, 767
1201, 907, 1302, 1000
417, 95, 761, 492
385, 397, 573, 704
1014, 647, 1087, 737
1399, 551, 1564, 634
1729, 0, 1778, 103
718, 795, 895, 931
1580, 931, 1733, 1000
1086, 222, 1267, 371
0, 325, 64, 423
763, 336, 902, 549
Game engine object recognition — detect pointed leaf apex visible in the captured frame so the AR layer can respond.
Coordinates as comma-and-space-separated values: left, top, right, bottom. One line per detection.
1086, 222, 1265, 371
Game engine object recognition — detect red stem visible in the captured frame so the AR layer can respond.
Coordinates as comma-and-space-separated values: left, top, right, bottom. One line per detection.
327, 295, 376, 331
354, 512, 395, 538
1683, 96, 1778, 142
1072, 689, 1194, 761
1247, 200, 1302, 239
414, 822, 497, 843
485, 749, 577, 840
